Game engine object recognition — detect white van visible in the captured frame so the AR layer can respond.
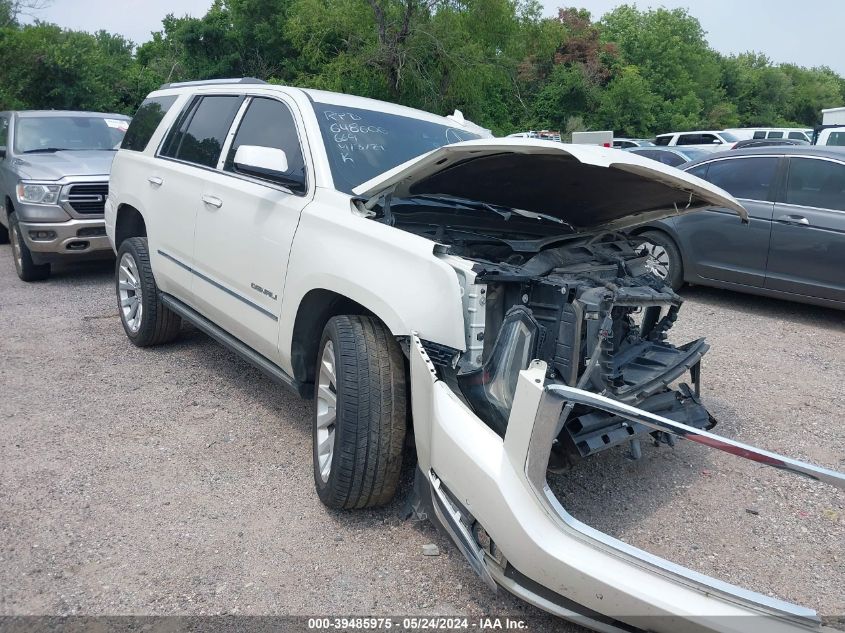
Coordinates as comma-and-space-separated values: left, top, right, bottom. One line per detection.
725, 128, 813, 142
817, 126, 845, 146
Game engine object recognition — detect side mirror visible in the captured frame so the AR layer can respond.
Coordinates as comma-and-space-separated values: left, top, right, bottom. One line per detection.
233, 145, 304, 192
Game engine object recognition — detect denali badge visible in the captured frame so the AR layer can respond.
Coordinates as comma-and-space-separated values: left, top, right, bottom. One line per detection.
250, 282, 278, 301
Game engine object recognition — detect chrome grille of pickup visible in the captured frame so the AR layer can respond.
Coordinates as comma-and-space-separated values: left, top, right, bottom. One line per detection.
67, 183, 108, 214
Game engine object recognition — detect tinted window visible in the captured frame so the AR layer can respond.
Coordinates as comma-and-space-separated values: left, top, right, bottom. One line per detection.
14, 116, 127, 153
634, 149, 684, 166
785, 158, 845, 211
705, 157, 779, 200
0, 117, 7, 147
753, 131, 766, 139
767, 131, 783, 139
654, 135, 672, 146
687, 164, 709, 180
122, 96, 177, 152
311, 102, 481, 193
826, 132, 845, 146
676, 134, 701, 146
161, 95, 242, 167
224, 97, 306, 190
788, 132, 806, 140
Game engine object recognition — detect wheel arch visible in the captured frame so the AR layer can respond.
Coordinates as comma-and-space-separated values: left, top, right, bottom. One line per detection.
114, 204, 147, 248
290, 288, 380, 387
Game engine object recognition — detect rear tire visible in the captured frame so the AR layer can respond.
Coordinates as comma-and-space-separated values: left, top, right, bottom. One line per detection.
634, 230, 683, 291
9, 213, 50, 281
116, 237, 181, 346
313, 315, 407, 510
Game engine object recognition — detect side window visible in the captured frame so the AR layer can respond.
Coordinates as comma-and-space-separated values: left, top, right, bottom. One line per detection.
785, 158, 845, 211
767, 131, 784, 139
223, 97, 306, 192
700, 134, 720, 145
787, 132, 805, 140
121, 95, 178, 152
676, 134, 698, 146
654, 135, 672, 146
160, 95, 242, 168
752, 131, 766, 139
0, 117, 8, 148
704, 157, 780, 201
687, 163, 709, 180
825, 132, 845, 147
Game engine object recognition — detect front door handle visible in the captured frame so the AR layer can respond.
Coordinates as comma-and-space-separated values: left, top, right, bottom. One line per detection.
776, 214, 810, 226
201, 195, 223, 209
147, 176, 163, 186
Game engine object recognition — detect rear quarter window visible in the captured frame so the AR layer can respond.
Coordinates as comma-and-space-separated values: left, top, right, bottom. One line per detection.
121, 96, 178, 152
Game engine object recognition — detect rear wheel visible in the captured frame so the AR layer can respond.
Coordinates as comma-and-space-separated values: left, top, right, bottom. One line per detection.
116, 237, 181, 346
9, 213, 50, 281
634, 230, 683, 291
313, 315, 407, 510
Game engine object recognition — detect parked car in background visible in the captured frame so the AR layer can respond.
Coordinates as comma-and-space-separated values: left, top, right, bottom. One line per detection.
731, 138, 809, 150
612, 137, 655, 149
624, 146, 712, 166
630, 146, 845, 309
725, 127, 813, 142
654, 130, 739, 149
816, 126, 845, 146
0, 110, 129, 280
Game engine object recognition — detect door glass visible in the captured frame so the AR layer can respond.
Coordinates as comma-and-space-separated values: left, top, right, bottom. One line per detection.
705, 157, 779, 201
161, 95, 242, 167
0, 118, 7, 147
767, 131, 784, 139
753, 131, 766, 139
223, 97, 306, 190
825, 132, 845, 146
654, 135, 672, 146
122, 95, 178, 152
787, 132, 805, 140
785, 158, 845, 211
700, 134, 720, 144
676, 134, 699, 146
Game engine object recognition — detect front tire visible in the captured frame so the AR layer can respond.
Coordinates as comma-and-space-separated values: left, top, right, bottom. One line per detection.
9, 213, 50, 281
634, 230, 684, 291
116, 237, 181, 346
313, 315, 407, 510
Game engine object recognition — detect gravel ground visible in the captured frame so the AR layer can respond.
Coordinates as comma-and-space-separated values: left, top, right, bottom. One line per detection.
1, 246, 843, 629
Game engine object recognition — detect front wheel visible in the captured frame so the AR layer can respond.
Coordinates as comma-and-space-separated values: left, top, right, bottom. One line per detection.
116, 237, 181, 346
9, 213, 50, 281
634, 230, 684, 291
313, 315, 407, 510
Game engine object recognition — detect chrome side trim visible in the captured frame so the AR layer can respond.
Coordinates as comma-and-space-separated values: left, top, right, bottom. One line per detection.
157, 249, 278, 321
526, 383, 828, 625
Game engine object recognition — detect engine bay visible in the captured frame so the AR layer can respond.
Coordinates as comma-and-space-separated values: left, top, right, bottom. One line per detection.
378, 197, 716, 467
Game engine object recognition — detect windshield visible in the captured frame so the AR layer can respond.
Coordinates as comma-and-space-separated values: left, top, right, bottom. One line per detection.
14, 116, 129, 153
312, 102, 482, 193
719, 131, 740, 142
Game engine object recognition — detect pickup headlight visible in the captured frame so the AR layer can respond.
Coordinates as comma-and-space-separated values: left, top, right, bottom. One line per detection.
16, 182, 61, 205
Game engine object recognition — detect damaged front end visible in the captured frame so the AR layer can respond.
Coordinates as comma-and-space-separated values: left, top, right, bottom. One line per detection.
354, 140, 845, 631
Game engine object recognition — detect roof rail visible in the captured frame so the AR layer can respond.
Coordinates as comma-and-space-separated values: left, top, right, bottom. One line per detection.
158, 77, 269, 90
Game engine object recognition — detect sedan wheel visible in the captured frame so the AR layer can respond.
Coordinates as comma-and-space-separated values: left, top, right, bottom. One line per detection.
636, 241, 671, 281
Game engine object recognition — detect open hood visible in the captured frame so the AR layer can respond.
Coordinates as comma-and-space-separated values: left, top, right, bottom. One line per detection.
353, 139, 748, 232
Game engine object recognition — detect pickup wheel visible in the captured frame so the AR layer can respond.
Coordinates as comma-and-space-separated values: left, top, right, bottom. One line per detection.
634, 230, 683, 291
9, 212, 50, 281
116, 237, 181, 347
313, 315, 407, 510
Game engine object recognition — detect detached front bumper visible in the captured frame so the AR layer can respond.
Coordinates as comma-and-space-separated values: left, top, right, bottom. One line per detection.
409, 335, 843, 633
19, 218, 111, 258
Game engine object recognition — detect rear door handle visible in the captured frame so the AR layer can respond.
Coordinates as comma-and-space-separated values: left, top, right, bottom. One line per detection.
147, 176, 163, 186
201, 195, 223, 209
776, 214, 810, 226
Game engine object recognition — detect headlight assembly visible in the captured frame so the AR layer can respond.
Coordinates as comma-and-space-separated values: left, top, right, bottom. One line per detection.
16, 182, 61, 205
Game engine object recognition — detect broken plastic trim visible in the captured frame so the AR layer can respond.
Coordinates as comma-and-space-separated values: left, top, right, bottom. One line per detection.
525, 383, 845, 625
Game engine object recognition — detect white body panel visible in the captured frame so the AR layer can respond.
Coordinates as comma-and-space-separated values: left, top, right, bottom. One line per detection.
571, 130, 613, 146
821, 106, 845, 125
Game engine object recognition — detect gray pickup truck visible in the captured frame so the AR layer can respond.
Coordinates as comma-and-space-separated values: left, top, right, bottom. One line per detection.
0, 110, 129, 280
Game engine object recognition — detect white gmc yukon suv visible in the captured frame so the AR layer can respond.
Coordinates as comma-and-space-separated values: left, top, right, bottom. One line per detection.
106, 78, 844, 633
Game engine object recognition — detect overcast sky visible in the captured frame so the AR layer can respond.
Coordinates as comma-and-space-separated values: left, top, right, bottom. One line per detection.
25, 0, 845, 76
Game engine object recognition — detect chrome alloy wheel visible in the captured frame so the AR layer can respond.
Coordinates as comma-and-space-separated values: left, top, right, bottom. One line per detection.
118, 252, 143, 333
636, 241, 671, 280
9, 222, 23, 274
316, 340, 337, 483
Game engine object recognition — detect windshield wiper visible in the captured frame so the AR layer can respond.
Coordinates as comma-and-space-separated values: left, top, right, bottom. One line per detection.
21, 147, 73, 154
